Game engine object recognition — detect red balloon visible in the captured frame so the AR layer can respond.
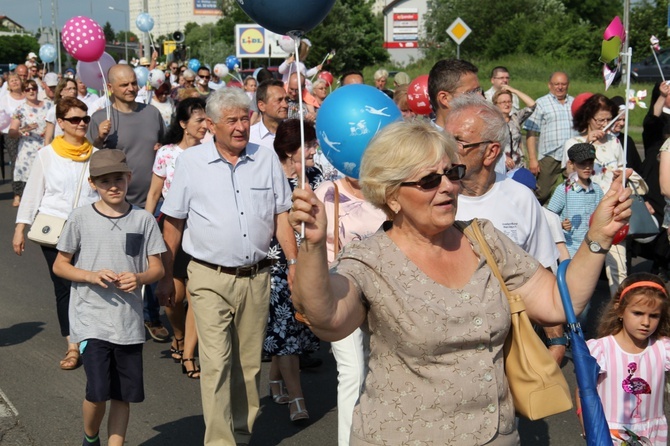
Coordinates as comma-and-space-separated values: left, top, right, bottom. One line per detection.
407, 75, 432, 115
589, 213, 629, 245
318, 71, 334, 87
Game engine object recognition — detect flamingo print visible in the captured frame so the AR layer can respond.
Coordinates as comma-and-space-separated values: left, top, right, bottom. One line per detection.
621, 362, 651, 419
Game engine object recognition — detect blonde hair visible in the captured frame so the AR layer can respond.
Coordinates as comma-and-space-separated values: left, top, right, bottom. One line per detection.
360, 120, 458, 219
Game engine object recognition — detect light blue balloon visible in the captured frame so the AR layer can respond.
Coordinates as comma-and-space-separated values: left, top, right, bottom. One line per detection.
135, 13, 154, 33
187, 58, 201, 72
134, 66, 149, 87
39, 44, 57, 63
316, 84, 402, 179
225, 55, 240, 71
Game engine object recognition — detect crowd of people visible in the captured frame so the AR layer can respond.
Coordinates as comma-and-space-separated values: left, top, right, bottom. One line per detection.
3, 47, 670, 446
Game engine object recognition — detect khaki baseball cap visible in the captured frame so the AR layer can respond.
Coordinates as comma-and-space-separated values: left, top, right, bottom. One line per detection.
89, 149, 132, 177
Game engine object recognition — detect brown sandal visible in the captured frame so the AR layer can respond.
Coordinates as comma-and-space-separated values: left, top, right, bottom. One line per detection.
60, 349, 80, 370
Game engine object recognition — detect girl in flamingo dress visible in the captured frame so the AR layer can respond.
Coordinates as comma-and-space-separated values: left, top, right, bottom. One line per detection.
584, 272, 670, 445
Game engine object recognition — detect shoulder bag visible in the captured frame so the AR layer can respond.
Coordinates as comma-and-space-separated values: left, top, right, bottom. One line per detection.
462, 219, 573, 420
27, 160, 89, 247
627, 182, 659, 241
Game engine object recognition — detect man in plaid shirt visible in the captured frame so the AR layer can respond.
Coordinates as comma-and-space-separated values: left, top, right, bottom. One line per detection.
524, 72, 578, 203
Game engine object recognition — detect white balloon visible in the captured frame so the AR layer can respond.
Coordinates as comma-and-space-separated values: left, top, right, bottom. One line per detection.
148, 69, 166, 89
213, 64, 229, 78
278, 35, 297, 54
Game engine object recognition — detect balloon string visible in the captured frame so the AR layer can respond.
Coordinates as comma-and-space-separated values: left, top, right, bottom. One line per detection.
294, 36, 306, 239
98, 60, 110, 121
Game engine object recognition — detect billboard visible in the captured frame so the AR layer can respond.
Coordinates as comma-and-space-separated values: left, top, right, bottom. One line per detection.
235, 24, 290, 59
194, 0, 222, 15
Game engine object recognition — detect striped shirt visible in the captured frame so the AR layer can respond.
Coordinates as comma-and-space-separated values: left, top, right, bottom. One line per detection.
546, 178, 603, 257
161, 140, 291, 267
523, 93, 577, 161
587, 335, 670, 445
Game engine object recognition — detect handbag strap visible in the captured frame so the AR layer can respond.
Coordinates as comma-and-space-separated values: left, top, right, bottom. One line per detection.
333, 181, 341, 256
461, 219, 526, 315
73, 159, 90, 209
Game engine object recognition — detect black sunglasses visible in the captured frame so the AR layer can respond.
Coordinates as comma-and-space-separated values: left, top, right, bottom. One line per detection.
400, 164, 466, 190
61, 115, 91, 125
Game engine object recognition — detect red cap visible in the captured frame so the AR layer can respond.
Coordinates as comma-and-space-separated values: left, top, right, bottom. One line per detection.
571, 92, 594, 116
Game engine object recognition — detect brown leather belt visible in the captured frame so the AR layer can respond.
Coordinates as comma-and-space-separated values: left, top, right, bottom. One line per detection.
192, 258, 274, 277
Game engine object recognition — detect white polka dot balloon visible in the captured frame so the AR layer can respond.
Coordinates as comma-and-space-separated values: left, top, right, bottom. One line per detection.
61, 16, 106, 62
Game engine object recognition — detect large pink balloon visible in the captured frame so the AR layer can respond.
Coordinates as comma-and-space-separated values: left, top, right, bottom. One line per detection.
61, 16, 106, 62
77, 52, 115, 92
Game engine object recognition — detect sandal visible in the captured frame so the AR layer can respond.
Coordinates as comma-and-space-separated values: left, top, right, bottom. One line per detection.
170, 337, 184, 362
269, 380, 289, 404
60, 349, 80, 370
181, 358, 200, 379
289, 397, 309, 423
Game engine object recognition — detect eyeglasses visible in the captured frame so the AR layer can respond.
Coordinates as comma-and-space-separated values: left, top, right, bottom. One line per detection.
456, 139, 493, 150
592, 117, 611, 125
400, 164, 466, 190
199, 75, 211, 80
24, 87, 37, 92
61, 115, 91, 125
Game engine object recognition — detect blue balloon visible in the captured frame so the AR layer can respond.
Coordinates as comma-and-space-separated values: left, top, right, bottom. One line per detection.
134, 66, 149, 87
225, 55, 240, 71
316, 85, 402, 179
39, 44, 57, 63
187, 58, 201, 72
236, 0, 336, 36
135, 13, 154, 32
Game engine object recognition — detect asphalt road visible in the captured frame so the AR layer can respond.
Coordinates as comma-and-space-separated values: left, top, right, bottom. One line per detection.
0, 176, 667, 446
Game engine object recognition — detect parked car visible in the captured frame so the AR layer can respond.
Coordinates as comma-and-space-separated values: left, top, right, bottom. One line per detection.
631, 50, 670, 83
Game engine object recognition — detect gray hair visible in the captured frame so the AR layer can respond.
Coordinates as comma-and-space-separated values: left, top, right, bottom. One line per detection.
206, 87, 250, 123
373, 69, 389, 81
182, 69, 196, 80
311, 78, 327, 90
360, 120, 459, 219
447, 94, 510, 152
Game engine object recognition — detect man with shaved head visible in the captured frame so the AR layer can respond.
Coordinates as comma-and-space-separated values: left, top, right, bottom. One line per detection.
88, 64, 169, 342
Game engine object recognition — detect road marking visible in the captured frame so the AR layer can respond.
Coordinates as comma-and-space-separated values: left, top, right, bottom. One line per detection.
0, 388, 19, 417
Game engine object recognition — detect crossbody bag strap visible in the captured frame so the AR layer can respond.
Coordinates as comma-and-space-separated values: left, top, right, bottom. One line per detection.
333, 181, 341, 256
73, 159, 90, 209
462, 219, 525, 314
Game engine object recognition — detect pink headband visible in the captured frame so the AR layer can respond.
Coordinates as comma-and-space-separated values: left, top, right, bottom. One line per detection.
619, 281, 668, 302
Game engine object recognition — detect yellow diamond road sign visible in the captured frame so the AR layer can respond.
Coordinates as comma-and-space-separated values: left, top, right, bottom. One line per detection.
447, 18, 472, 45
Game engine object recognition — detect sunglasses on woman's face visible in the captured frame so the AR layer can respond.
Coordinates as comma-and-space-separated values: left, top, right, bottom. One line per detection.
400, 164, 466, 190
24, 87, 37, 92
61, 115, 91, 125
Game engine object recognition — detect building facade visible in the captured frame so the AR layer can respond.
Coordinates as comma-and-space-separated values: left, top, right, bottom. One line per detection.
128, 0, 221, 38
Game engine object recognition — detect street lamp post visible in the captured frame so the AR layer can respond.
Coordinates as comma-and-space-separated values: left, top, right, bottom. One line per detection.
108, 6, 129, 62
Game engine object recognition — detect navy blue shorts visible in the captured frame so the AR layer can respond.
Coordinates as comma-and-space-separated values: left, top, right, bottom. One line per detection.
81, 339, 144, 403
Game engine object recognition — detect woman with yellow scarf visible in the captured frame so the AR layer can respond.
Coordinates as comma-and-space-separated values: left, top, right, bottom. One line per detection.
12, 97, 99, 370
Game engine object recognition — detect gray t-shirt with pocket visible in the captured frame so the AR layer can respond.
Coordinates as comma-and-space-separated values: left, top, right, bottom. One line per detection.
57, 203, 166, 344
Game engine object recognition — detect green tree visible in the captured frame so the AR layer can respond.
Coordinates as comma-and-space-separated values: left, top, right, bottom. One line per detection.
629, 0, 670, 62
103, 21, 115, 44
184, 22, 235, 67
0, 35, 39, 64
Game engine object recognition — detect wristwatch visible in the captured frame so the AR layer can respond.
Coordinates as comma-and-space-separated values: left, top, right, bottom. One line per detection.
584, 234, 609, 254
545, 335, 569, 348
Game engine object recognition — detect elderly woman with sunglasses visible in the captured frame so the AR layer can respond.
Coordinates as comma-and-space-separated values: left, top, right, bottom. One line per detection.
8, 79, 50, 206
288, 119, 632, 445
13, 97, 98, 371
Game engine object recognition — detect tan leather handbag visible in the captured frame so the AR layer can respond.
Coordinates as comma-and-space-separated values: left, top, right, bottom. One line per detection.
462, 219, 573, 420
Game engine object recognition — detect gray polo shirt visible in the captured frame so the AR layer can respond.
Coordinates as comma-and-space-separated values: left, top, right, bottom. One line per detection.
161, 140, 291, 267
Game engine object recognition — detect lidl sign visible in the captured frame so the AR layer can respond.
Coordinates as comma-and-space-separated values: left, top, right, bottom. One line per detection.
235, 24, 290, 59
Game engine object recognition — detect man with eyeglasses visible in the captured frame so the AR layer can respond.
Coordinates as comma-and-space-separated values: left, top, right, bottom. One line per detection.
249, 79, 288, 150
169, 63, 180, 87
523, 71, 578, 203
286, 72, 316, 121
484, 66, 519, 112
446, 94, 568, 364
428, 59, 506, 176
